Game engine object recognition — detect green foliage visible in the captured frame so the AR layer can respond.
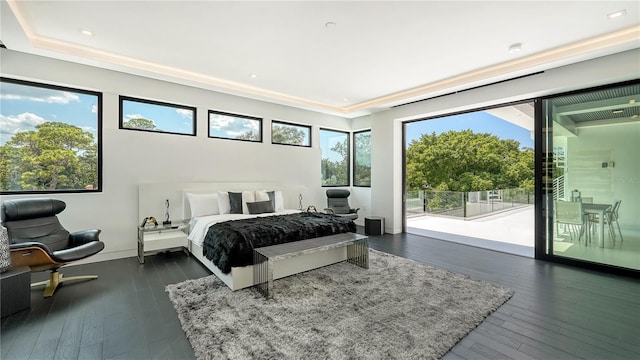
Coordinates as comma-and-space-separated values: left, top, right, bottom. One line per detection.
236, 130, 260, 141
272, 125, 306, 145
123, 117, 157, 130
354, 132, 371, 186
0, 122, 98, 191
406, 130, 534, 192
322, 137, 349, 186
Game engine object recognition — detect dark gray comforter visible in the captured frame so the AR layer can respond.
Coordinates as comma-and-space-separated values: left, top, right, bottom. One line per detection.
202, 212, 356, 273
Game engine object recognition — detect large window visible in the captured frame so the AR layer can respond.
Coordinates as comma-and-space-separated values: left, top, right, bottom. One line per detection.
120, 96, 196, 136
320, 128, 349, 186
208, 110, 262, 142
271, 120, 311, 147
353, 130, 371, 187
0, 78, 102, 193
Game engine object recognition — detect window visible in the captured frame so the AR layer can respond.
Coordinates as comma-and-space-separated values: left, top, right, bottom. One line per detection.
353, 130, 371, 187
208, 110, 262, 142
0, 78, 102, 193
320, 128, 350, 186
271, 120, 311, 147
120, 96, 196, 136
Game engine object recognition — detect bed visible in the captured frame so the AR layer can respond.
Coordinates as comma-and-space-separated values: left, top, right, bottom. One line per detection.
183, 188, 357, 290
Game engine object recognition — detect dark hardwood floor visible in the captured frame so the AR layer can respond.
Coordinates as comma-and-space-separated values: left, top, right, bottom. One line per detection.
2, 231, 639, 359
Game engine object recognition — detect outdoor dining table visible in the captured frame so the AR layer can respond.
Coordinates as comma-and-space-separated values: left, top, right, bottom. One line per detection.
583, 203, 612, 248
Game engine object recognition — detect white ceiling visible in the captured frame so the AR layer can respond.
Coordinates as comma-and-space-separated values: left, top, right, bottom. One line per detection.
2, 1, 639, 118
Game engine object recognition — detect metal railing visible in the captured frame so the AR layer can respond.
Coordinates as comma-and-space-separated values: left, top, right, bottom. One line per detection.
406, 188, 533, 219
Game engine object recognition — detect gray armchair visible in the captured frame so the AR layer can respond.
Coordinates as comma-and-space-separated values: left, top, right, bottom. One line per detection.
324, 189, 359, 221
1, 198, 104, 297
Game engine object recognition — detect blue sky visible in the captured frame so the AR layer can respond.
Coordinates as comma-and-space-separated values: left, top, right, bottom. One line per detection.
0, 81, 98, 145
209, 112, 260, 139
405, 111, 534, 149
121, 99, 193, 134
320, 129, 348, 162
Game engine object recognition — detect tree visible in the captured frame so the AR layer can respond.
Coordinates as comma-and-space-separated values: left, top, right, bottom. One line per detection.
0, 122, 97, 191
237, 130, 260, 141
123, 117, 157, 130
354, 132, 371, 185
321, 137, 349, 185
406, 130, 533, 192
272, 125, 306, 145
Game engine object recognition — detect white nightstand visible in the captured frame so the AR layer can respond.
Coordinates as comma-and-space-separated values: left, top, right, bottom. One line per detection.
137, 220, 189, 264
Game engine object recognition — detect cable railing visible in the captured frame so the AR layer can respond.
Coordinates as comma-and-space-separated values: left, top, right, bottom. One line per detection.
406, 188, 533, 219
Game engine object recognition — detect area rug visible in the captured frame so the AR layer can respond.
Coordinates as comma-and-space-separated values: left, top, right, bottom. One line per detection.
166, 249, 513, 360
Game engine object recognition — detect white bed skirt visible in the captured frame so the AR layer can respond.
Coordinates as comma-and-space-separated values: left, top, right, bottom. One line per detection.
189, 240, 348, 291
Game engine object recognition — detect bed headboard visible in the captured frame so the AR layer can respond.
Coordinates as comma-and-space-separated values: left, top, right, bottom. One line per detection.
138, 181, 304, 223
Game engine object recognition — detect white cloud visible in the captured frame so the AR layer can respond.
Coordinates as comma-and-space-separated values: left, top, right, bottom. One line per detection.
0, 90, 79, 104
91, 104, 97, 113
124, 113, 145, 121
0, 112, 46, 135
176, 109, 193, 118
0, 112, 46, 144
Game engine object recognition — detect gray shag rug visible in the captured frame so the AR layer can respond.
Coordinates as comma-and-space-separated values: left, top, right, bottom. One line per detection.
166, 249, 513, 360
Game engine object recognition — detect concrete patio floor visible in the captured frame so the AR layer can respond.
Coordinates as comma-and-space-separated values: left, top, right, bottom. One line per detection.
406, 205, 535, 257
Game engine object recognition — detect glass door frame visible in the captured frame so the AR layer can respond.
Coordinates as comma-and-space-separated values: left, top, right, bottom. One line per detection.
535, 80, 639, 278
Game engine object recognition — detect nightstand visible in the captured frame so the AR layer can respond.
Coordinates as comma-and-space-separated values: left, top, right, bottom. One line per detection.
137, 220, 189, 264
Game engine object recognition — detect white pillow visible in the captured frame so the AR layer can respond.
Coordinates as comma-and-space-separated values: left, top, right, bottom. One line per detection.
186, 193, 219, 218
217, 191, 231, 214
256, 190, 284, 211
274, 190, 284, 211
255, 190, 270, 202
242, 190, 256, 214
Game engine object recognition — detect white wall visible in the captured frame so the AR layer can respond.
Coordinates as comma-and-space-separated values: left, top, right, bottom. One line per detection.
564, 123, 640, 233
2, 48, 639, 260
0, 49, 353, 262
363, 49, 640, 234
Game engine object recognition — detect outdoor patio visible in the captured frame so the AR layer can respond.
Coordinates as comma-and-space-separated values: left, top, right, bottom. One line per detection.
407, 204, 639, 270
406, 205, 535, 257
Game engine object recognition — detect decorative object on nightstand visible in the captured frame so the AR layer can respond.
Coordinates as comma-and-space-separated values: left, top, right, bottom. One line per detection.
163, 199, 171, 226
141, 216, 158, 228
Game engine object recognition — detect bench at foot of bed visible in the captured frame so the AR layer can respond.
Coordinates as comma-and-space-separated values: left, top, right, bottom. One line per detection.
253, 233, 369, 298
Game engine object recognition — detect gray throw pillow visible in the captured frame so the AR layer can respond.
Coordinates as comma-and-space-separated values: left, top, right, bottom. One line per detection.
0, 226, 11, 273
229, 192, 243, 214
247, 201, 275, 214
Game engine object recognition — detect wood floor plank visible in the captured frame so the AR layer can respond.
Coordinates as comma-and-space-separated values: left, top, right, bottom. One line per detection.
1, 232, 638, 360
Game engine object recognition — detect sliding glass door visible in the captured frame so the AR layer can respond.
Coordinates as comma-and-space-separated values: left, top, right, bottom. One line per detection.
542, 81, 639, 271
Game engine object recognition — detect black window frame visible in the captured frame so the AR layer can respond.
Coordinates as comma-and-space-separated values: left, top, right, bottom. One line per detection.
119, 95, 197, 136
0, 77, 103, 194
208, 110, 263, 143
320, 127, 350, 187
353, 129, 372, 187
271, 120, 312, 147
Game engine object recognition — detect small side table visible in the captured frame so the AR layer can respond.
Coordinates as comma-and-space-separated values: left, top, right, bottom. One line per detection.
137, 220, 190, 263
364, 216, 385, 236
1, 266, 31, 318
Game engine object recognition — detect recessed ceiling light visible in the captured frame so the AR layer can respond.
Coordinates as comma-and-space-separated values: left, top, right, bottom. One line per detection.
508, 43, 522, 54
343, 98, 349, 102
607, 9, 627, 19
80, 29, 93, 36
325, 21, 336, 28
612, 109, 624, 114
249, 74, 257, 78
